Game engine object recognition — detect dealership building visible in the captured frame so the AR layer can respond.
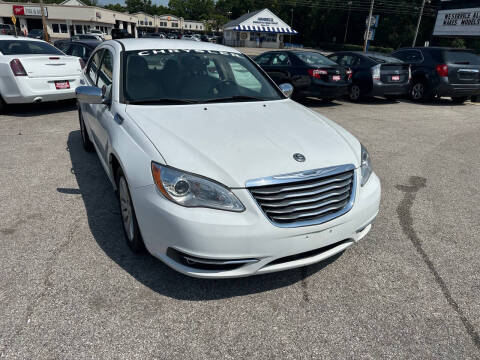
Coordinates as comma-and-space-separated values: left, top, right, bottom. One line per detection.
0, 0, 205, 39
223, 8, 297, 48
433, 0, 480, 38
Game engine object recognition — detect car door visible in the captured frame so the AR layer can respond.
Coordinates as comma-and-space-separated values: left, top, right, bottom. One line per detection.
82, 48, 104, 154
91, 47, 115, 165
264, 52, 292, 85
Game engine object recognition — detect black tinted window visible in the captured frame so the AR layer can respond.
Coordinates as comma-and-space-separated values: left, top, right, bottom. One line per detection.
444, 51, 480, 65
368, 54, 403, 63
0, 40, 62, 55
393, 50, 422, 63
255, 53, 272, 65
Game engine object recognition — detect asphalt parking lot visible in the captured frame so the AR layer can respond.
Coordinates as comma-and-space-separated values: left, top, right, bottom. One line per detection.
1, 97, 479, 359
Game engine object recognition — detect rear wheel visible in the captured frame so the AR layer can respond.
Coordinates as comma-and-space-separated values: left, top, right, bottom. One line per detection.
349, 84, 361, 102
451, 96, 468, 104
117, 168, 145, 253
471, 95, 478, 102
410, 80, 429, 101
78, 108, 94, 152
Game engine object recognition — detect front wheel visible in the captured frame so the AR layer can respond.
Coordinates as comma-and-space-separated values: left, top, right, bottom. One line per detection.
451, 96, 468, 104
349, 84, 361, 102
117, 168, 145, 253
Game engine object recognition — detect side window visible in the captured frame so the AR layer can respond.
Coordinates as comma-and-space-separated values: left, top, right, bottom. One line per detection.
229, 61, 262, 93
394, 50, 422, 63
271, 53, 291, 66
206, 59, 220, 80
329, 55, 339, 63
86, 49, 103, 84
97, 50, 113, 97
256, 53, 272, 65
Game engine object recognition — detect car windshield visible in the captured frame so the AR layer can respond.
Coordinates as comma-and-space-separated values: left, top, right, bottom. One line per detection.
29, 29, 42, 35
294, 51, 338, 66
0, 40, 63, 55
444, 50, 480, 65
123, 49, 283, 104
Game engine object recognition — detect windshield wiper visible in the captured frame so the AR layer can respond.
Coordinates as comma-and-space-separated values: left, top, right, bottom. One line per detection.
203, 95, 265, 103
127, 98, 199, 105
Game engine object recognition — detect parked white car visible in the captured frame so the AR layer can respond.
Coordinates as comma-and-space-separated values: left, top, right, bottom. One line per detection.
76, 39, 381, 278
0, 35, 83, 111
181, 34, 200, 41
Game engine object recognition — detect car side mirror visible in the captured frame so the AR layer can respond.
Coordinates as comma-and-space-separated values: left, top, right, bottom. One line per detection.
279, 83, 294, 98
76, 86, 108, 105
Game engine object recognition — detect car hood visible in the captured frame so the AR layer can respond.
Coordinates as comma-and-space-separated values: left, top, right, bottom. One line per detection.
126, 99, 361, 188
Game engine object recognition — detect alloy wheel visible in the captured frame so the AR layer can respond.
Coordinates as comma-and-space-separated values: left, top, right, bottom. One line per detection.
411, 83, 424, 100
350, 85, 360, 101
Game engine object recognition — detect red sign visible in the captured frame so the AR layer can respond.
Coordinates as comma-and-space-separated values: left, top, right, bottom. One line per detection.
13, 5, 25, 16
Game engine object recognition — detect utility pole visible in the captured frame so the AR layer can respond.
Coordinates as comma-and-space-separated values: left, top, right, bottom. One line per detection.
289, 8, 293, 47
343, 1, 352, 43
412, 0, 426, 47
363, 0, 374, 52
39, 0, 49, 42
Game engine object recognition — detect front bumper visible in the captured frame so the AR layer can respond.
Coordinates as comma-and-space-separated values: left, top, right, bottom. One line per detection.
131, 169, 381, 278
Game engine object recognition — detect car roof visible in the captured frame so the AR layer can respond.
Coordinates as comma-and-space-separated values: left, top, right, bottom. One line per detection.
0, 35, 44, 42
114, 38, 241, 53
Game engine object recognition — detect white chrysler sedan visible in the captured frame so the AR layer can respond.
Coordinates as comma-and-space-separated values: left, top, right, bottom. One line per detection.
0, 35, 83, 111
76, 39, 381, 278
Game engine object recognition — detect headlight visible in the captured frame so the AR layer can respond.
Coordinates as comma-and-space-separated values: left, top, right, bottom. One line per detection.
360, 144, 372, 186
151, 162, 245, 212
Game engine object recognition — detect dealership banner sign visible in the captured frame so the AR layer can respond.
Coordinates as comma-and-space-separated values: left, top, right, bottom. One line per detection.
12, 5, 48, 17
433, 7, 480, 36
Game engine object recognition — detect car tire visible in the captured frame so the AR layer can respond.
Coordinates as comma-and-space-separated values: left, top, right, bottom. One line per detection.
0, 95, 6, 114
349, 84, 361, 102
116, 168, 145, 253
451, 96, 468, 104
410, 80, 429, 102
78, 108, 94, 152
471, 95, 478, 102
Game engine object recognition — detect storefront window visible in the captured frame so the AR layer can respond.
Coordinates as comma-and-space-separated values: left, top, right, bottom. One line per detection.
60, 24, 68, 33
52, 24, 59, 33
75, 25, 83, 34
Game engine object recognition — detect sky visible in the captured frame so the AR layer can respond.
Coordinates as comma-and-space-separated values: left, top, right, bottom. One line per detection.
97, 0, 169, 6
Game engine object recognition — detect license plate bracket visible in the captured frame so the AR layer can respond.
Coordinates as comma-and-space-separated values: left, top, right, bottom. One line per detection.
391, 75, 400, 81
55, 81, 70, 90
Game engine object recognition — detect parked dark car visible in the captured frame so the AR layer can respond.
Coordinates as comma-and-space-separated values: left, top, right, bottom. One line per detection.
111, 28, 133, 39
255, 50, 351, 101
27, 29, 44, 40
0, 24, 16, 36
392, 47, 480, 103
54, 39, 101, 63
142, 32, 166, 38
328, 51, 410, 101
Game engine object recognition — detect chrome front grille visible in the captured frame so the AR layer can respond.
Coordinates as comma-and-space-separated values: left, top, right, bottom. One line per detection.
247, 165, 356, 227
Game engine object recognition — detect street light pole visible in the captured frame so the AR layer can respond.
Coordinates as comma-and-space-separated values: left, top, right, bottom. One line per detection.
412, 0, 426, 47
344, 1, 352, 43
363, 0, 374, 52
39, 0, 49, 42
